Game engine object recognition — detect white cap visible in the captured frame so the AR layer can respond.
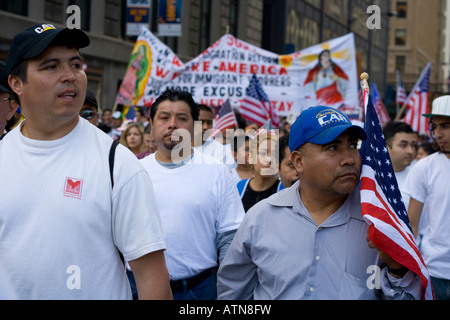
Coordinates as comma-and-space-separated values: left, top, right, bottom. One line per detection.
423, 95, 450, 118
112, 111, 122, 119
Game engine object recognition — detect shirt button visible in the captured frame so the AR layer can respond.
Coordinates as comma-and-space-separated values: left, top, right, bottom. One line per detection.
315, 256, 320, 261
310, 287, 315, 293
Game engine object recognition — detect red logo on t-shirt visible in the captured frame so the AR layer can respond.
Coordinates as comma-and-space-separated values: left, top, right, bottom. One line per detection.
64, 177, 83, 199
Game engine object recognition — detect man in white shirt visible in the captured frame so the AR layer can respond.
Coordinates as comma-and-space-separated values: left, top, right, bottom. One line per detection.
382, 121, 417, 209
0, 23, 171, 300
141, 89, 245, 300
404, 95, 450, 299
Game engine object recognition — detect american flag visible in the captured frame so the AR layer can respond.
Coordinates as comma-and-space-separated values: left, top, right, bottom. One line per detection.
125, 105, 137, 121
212, 99, 238, 134
402, 62, 431, 133
360, 97, 433, 300
240, 74, 280, 128
371, 83, 390, 127
396, 70, 407, 107
255, 118, 277, 136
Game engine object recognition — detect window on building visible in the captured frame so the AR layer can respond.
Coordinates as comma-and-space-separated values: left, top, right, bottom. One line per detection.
45, 0, 65, 23
199, 0, 212, 52
395, 29, 406, 45
228, 0, 239, 36
0, 0, 28, 15
396, 56, 406, 73
396, 1, 407, 18
67, 0, 91, 31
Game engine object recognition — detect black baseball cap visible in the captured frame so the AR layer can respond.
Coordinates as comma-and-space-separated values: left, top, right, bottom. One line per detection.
6, 23, 90, 75
0, 61, 11, 93
84, 88, 98, 109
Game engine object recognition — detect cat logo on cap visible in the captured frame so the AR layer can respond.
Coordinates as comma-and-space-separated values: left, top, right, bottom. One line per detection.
34, 24, 56, 34
316, 109, 349, 127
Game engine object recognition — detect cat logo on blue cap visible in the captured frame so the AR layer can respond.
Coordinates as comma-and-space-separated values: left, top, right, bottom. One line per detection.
316, 109, 351, 127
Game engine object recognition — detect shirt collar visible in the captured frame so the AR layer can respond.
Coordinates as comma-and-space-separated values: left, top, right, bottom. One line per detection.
267, 181, 365, 226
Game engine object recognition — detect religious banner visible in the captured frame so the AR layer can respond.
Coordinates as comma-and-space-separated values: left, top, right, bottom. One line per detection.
116, 27, 359, 120
294, 33, 360, 120
115, 26, 183, 106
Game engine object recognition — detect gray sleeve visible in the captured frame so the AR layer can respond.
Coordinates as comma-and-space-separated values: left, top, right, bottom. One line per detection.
217, 220, 258, 300
216, 229, 236, 265
380, 267, 424, 300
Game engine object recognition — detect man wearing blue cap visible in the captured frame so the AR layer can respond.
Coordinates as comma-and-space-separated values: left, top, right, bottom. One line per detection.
0, 23, 171, 300
218, 106, 422, 300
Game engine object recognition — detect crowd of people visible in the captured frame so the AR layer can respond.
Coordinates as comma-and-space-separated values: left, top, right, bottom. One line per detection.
0, 23, 449, 301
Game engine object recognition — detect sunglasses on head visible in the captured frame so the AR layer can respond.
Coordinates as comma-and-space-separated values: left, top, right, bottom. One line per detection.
80, 110, 96, 120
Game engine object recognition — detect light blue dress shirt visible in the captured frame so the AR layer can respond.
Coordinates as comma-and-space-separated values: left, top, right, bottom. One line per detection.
217, 181, 422, 300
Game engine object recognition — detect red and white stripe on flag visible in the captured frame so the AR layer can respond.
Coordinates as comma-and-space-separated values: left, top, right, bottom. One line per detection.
214, 113, 237, 132
402, 63, 431, 134
240, 96, 269, 127
403, 90, 429, 133
212, 99, 238, 135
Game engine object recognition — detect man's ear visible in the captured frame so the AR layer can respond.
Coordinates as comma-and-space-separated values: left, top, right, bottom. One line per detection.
291, 150, 305, 174
8, 75, 23, 99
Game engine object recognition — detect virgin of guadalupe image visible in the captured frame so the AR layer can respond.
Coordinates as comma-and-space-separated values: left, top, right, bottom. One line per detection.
116, 43, 151, 105
303, 49, 349, 105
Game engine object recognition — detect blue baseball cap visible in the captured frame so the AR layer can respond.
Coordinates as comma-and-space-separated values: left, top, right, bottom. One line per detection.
289, 106, 367, 152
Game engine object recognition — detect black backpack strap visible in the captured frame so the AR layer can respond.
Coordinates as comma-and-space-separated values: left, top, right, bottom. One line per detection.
0, 132, 6, 140
109, 140, 120, 188
109, 139, 125, 266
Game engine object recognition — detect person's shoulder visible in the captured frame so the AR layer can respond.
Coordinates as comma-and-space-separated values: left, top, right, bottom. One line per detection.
265, 182, 299, 208
139, 153, 160, 173
411, 152, 440, 172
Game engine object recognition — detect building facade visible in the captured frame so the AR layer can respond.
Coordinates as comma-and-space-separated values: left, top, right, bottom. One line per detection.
386, 0, 446, 114
1, 0, 391, 114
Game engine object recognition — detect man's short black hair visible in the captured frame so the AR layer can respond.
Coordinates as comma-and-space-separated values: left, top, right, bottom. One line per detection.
197, 104, 213, 114
277, 135, 290, 170
150, 89, 199, 122
382, 121, 414, 147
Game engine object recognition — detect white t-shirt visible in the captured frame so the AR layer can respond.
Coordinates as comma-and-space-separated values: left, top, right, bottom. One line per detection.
140, 151, 245, 280
193, 139, 237, 170
403, 152, 450, 280
0, 119, 165, 299
395, 165, 411, 210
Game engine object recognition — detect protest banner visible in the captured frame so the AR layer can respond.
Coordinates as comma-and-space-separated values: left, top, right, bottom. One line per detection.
116, 27, 360, 121
295, 32, 361, 120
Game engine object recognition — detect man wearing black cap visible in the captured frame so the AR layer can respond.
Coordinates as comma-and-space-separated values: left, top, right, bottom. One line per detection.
80, 88, 99, 126
218, 106, 422, 300
0, 23, 172, 300
0, 61, 18, 135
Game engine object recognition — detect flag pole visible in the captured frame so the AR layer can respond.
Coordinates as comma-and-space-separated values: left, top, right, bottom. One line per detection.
360, 72, 370, 116
394, 102, 408, 121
